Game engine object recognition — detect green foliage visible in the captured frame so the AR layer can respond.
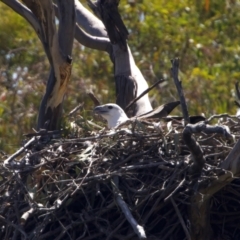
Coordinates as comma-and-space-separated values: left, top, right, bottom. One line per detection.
0, 1, 240, 153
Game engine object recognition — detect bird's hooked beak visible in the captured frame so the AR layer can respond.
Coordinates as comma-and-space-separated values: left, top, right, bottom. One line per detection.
93, 106, 108, 115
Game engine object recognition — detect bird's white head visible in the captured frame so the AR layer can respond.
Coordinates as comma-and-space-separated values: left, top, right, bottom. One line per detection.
93, 103, 129, 128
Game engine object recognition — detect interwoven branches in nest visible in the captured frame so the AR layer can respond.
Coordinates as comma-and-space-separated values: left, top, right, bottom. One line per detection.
0, 115, 240, 239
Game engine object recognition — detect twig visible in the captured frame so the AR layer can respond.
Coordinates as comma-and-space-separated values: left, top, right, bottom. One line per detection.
3, 137, 38, 166
125, 79, 165, 112
68, 103, 84, 117
54, 162, 167, 184
23, 129, 62, 137
171, 198, 191, 240
87, 90, 101, 106
171, 58, 189, 124
88, 0, 128, 51
112, 176, 146, 239
206, 113, 240, 123
164, 177, 186, 202
0, 215, 28, 239
71, 158, 94, 196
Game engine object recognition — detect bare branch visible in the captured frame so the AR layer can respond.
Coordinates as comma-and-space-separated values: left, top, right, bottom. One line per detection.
75, 0, 107, 37
88, 0, 128, 51
86, 0, 152, 116
137, 101, 180, 119
57, 0, 76, 56
87, 90, 101, 106
206, 113, 240, 123
183, 124, 205, 179
171, 198, 191, 240
36, 0, 75, 130
54, 3, 112, 53
125, 79, 165, 112
2, 0, 45, 53
75, 26, 112, 52
171, 58, 189, 124
112, 176, 146, 239
3, 137, 38, 167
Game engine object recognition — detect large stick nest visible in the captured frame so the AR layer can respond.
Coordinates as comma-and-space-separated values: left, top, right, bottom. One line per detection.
0, 115, 240, 240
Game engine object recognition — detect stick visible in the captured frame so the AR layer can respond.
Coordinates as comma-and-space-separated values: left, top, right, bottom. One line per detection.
87, 90, 101, 106
111, 176, 146, 239
68, 103, 84, 117
125, 79, 165, 112
171, 198, 191, 240
3, 137, 38, 167
171, 58, 189, 124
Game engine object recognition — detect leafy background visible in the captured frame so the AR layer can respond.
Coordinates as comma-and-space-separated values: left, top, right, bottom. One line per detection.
0, 0, 239, 153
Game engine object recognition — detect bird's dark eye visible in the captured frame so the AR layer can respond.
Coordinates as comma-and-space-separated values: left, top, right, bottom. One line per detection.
108, 106, 113, 109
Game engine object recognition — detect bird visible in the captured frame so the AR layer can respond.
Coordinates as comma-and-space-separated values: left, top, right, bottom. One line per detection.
93, 103, 129, 128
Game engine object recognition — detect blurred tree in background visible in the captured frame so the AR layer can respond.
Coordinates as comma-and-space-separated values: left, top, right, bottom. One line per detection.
0, 0, 240, 153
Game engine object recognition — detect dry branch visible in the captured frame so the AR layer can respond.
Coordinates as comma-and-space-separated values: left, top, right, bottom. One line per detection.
125, 79, 165, 112
112, 176, 146, 239
87, 0, 153, 116
171, 58, 189, 124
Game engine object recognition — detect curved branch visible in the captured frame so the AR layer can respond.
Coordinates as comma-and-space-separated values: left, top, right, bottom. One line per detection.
75, 25, 111, 52
88, 0, 128, 51
1, 0, 44, 52
183, 124, 205, 179
54, 3, 111, 53
75, 0, 107, 37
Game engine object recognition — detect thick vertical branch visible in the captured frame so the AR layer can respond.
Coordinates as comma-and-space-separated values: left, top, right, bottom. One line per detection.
189, 196, 212, 240
37, 0, 75, 130
4, 0, 76, 130
88, 0, 153, 117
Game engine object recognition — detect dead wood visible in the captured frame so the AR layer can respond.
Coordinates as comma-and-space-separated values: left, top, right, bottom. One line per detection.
87, 0, 153, 116
125, 79, 165, 113
171, 58, 189, 124
137, 101, 180, 119
88, 0, 128, 51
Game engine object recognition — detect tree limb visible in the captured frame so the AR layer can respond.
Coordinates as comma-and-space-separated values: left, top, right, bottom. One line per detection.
54, 3, 112, 53
88, 0, 128, 51
75, 0, 107, 37
87, 0, 153, 116
183, 124, 205, 179
36, 0, 75, 130
2, 0, 45, 55
75, 26, 112, 52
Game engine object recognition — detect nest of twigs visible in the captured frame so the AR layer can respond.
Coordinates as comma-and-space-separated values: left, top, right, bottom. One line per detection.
0, 115, 240, 240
